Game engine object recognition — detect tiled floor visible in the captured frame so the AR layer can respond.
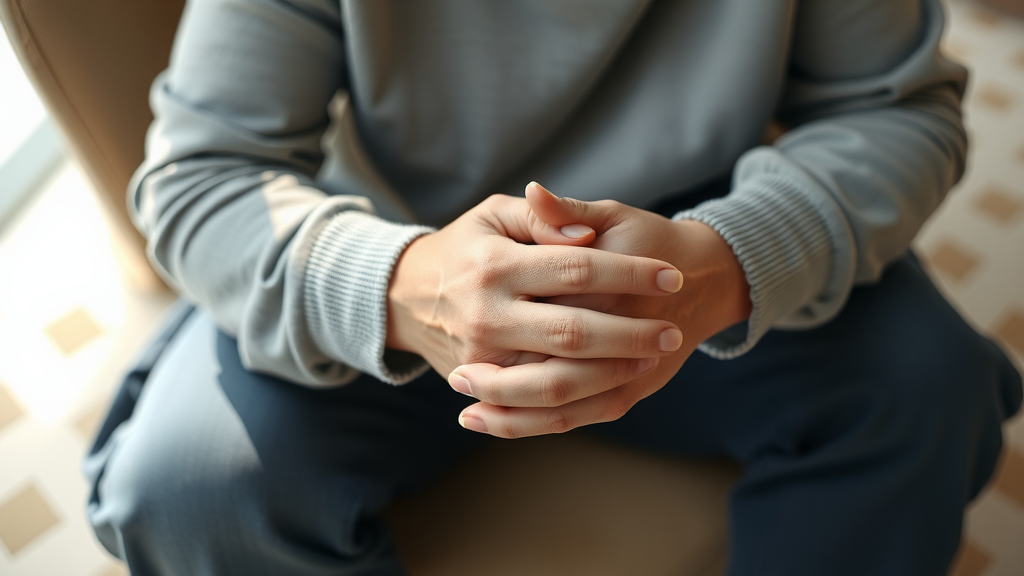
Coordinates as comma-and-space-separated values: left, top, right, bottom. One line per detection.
0, 1, 1022, 575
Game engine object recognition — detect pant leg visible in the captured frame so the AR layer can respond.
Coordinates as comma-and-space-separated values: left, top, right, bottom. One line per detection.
592, 253, 1023, 576
84, 307, 483, 576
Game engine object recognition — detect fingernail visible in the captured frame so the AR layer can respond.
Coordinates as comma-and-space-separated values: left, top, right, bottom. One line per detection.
459, 411, 488, 433
659, 328, 683, 352
529, 181, 555, 197
448, 372, 475, 397
560, 224, 593, 239
636, 357, 658, 374
656, 269, 683, 293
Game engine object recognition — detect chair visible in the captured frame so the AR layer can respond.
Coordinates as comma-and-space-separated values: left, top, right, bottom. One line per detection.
0, 1, 738, 573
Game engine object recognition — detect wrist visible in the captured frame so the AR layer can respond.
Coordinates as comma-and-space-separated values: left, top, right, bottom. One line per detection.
672, 219, 751, 338
385, 233, 439, 354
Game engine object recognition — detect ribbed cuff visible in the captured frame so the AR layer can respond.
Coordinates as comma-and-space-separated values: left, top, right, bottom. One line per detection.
303, 210, 434, 384
675, 175, 835, 359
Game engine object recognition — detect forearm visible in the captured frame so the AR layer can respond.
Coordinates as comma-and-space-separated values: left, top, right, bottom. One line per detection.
135, 152, 432, 386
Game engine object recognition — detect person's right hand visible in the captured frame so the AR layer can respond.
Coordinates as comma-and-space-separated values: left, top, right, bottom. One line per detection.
386, 194, 686, 407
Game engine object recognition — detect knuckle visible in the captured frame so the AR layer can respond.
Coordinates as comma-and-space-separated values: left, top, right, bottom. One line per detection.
564, 196, 588, 214
498, 420, 525, 440
548, 315, 588, 354
463, 313, 496, 344
526, 210, 544, 235
613, 359, 635, 385
481, 194, 508, 210
470, 243, 509, 287
475, 263, 502, 287
540, 369, 573, 407
556, 253, 594, 292
603, 396, 632, 422
548, 409, 572, 434
626, 260, 642, 290
630, 324, 647, 356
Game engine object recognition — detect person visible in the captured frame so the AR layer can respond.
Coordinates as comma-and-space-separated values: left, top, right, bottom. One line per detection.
83, 0, 1022, 574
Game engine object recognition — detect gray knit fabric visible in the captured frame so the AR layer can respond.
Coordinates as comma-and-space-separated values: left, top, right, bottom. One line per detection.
304, 211, 433, 384
130, 0, 966, 386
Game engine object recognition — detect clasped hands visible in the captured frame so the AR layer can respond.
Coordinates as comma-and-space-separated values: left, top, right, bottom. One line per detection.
386, 182, 751, 438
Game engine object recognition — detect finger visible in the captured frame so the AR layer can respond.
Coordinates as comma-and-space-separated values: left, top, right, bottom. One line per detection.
475, 194, 595, 247
448, 356, 658, 407
458, 380, 652, 438
510, 244, 683, 297
525, 181, 620, 234
496, 301, 683, 359
525, 209, 596, 246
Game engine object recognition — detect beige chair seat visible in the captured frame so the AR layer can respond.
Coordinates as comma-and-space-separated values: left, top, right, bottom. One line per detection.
387, 433, 737, 576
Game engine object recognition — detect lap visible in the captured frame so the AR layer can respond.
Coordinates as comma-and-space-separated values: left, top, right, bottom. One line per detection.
87, 252, 1022, 575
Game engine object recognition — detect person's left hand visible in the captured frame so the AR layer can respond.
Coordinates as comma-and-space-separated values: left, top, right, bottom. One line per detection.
451, 182, 752, 438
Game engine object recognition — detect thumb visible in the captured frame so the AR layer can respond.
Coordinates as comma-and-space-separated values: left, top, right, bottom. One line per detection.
525, 182, 619, 245
473, 193, 592, 246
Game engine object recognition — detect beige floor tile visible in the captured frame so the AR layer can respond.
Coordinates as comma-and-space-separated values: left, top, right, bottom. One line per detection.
991, 447, 1024, 508
972, 85, 1014, 112
950, 539, 994, 576
0, 415, 126, 576
45, 307, 105, 357
969, 6, 1003, 26
993, 309, 1024, 357
0, 483, 60, 555
0, 383, 24, 434
925, 241, 982, 282
973, 185, 1023, 225
93, 561, 128, 576
1006, 411, 1024, 455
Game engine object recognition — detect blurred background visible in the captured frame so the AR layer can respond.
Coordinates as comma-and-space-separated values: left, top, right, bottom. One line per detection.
0, 1, 1021, 575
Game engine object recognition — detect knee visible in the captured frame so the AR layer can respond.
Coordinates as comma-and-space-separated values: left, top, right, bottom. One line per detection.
93, 422, 267, 551
849, 258, 1021, 429
90, 416, 382, 568
883, 320, 1007, 420
855, 314, 1014, 462
86, 312, 396, 570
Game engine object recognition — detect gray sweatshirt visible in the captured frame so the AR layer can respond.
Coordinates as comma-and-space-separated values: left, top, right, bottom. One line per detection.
130, 0, 967, 387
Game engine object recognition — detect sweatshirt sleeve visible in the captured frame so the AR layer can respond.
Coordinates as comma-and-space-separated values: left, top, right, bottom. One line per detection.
130, 0, 432, 386
675, 0, 967, 359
